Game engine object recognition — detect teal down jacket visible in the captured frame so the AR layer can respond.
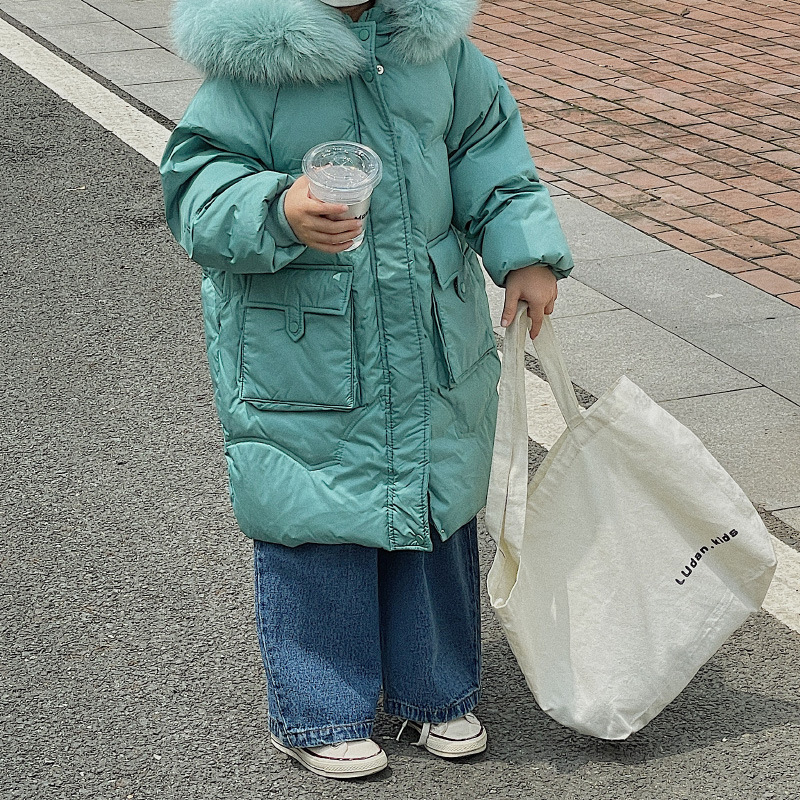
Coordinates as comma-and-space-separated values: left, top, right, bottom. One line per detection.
161, 0, 573, 551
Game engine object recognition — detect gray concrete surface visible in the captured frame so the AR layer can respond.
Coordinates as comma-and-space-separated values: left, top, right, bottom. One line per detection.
39, 20, 160, 55
570, 249, 798, 332
660, 388, 800, 512
680, 315, 800, 406
552, 309, 760, 402
121, 78, 202, 122
550, 196, 672, 261
550, 277, 623, 319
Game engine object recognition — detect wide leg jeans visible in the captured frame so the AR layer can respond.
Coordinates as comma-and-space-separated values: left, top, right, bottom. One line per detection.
253, 517, 482, 748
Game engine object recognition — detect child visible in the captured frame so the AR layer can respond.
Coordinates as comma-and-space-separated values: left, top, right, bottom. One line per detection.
161, 0, 572, 780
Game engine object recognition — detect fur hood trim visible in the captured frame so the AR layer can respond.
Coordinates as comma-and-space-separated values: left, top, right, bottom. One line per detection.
172, 0, 478, 85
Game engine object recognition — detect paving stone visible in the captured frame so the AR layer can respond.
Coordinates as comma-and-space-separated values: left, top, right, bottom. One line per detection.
671, 216, 734, 241
38, 21, 159, 56
550, 276, 623, 319
780, 292, 800, 309
694, 203, 755, 227
671, 174, 730, 193
593, 182, 652, 204
536, 153, 580, 174
82, 0, 172, 30
699, 250, 759, 274
768, 193, 800, 213
777, 239, 800, 258
618, 170, 674, 190
560, 168, 615, 189
681, 315, 800, 405
125, 79, 202, 121
707, 234, 781, 259
551, 196, 671, 260
137, 26, 176, 53
752, 205, 800, 229
655, 230, 714, 254
570, 249, 798, 334
574, 153, 632, 174
545, 309, 759, 403
545, 182, 567, 197
726, 176, 787, 195
732, 219, 796, 244
638, 201, 695, 222
652, 185, 714, 207
623, 214, 669, 236
738, 269, 800, 295
0, 0, 109, 27
660, 389, 800, 511
550, 179, 595, 199
80, 48, 201, 86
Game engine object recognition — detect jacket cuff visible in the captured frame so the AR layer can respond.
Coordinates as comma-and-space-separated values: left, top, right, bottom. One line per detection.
486, 257, 573, 287
264, 188, 301, 248
514, 262, 572, 281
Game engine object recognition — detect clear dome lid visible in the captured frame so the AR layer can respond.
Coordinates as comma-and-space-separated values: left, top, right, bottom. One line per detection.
302, 141, 383, 202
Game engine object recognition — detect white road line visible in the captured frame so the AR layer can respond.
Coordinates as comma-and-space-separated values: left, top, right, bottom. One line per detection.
0, 17, 168, 165
763, 537, 800, 632
3, 14, 798, 635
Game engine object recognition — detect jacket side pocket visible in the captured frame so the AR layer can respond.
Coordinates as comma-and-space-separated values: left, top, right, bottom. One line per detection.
429, 232, 496, 387
239, 266, 360, 410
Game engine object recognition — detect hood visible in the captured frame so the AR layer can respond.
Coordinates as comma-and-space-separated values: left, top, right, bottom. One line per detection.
172, 0, 478, 86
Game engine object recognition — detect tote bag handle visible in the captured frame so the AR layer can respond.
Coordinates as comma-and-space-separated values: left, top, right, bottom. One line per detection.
531, 312, 584, 431
486, 304, 583, 548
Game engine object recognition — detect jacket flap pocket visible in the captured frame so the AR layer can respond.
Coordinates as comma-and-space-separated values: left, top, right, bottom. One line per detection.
428, 233, 467, 300
245, 268, 353, 341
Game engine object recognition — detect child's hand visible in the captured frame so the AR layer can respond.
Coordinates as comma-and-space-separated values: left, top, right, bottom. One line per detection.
283, 176, 363, 253
500, 265, 558, 340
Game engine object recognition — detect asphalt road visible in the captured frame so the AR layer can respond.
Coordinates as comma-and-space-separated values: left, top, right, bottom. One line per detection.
1, 54, 799, 800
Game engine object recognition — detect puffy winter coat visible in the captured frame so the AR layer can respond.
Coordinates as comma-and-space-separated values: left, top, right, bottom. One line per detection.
161, 0, 572, 551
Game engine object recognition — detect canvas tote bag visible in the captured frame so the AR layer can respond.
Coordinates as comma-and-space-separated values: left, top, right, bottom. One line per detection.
485, 304, 777, 740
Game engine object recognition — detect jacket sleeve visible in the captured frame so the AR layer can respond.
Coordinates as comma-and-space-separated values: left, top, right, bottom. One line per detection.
445, 40, 573, 285
160, 78, 307, 274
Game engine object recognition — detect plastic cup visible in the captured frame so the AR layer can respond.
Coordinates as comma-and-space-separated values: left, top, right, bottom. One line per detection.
302, 141, 383, 250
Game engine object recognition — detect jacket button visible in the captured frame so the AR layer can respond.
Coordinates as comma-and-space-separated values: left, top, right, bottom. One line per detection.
363, 70, 374, 83
358, 29, 370, 40
376, 64, 385, 75
288, 321, 300, 334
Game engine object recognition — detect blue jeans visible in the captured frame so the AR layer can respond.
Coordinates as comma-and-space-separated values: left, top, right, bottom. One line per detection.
253, 517, 481, 748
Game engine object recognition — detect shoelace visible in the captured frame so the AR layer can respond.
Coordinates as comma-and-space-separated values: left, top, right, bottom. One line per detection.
395, 719, 431, 746
396, 713, 480, 746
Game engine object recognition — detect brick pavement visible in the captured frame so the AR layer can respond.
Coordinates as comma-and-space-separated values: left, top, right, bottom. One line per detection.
472, 0, 800, 307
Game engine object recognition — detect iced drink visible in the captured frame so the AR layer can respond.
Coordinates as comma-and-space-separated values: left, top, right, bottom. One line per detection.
302, 141, 383, 250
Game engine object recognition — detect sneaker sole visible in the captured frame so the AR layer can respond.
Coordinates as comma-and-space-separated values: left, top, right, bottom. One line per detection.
271, 736, 388, 779
424, 729, 488, 759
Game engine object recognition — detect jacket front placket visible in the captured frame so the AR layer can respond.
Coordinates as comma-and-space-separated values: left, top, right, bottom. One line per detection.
349, 22, 432, 550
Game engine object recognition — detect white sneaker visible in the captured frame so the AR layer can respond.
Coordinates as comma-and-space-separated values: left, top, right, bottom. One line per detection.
271, 736, 388, 779
398, 713, 487, 758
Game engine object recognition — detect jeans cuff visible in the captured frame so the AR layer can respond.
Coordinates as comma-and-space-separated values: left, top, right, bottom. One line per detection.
382, 687, 481, 724
269, 718, 375, 748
